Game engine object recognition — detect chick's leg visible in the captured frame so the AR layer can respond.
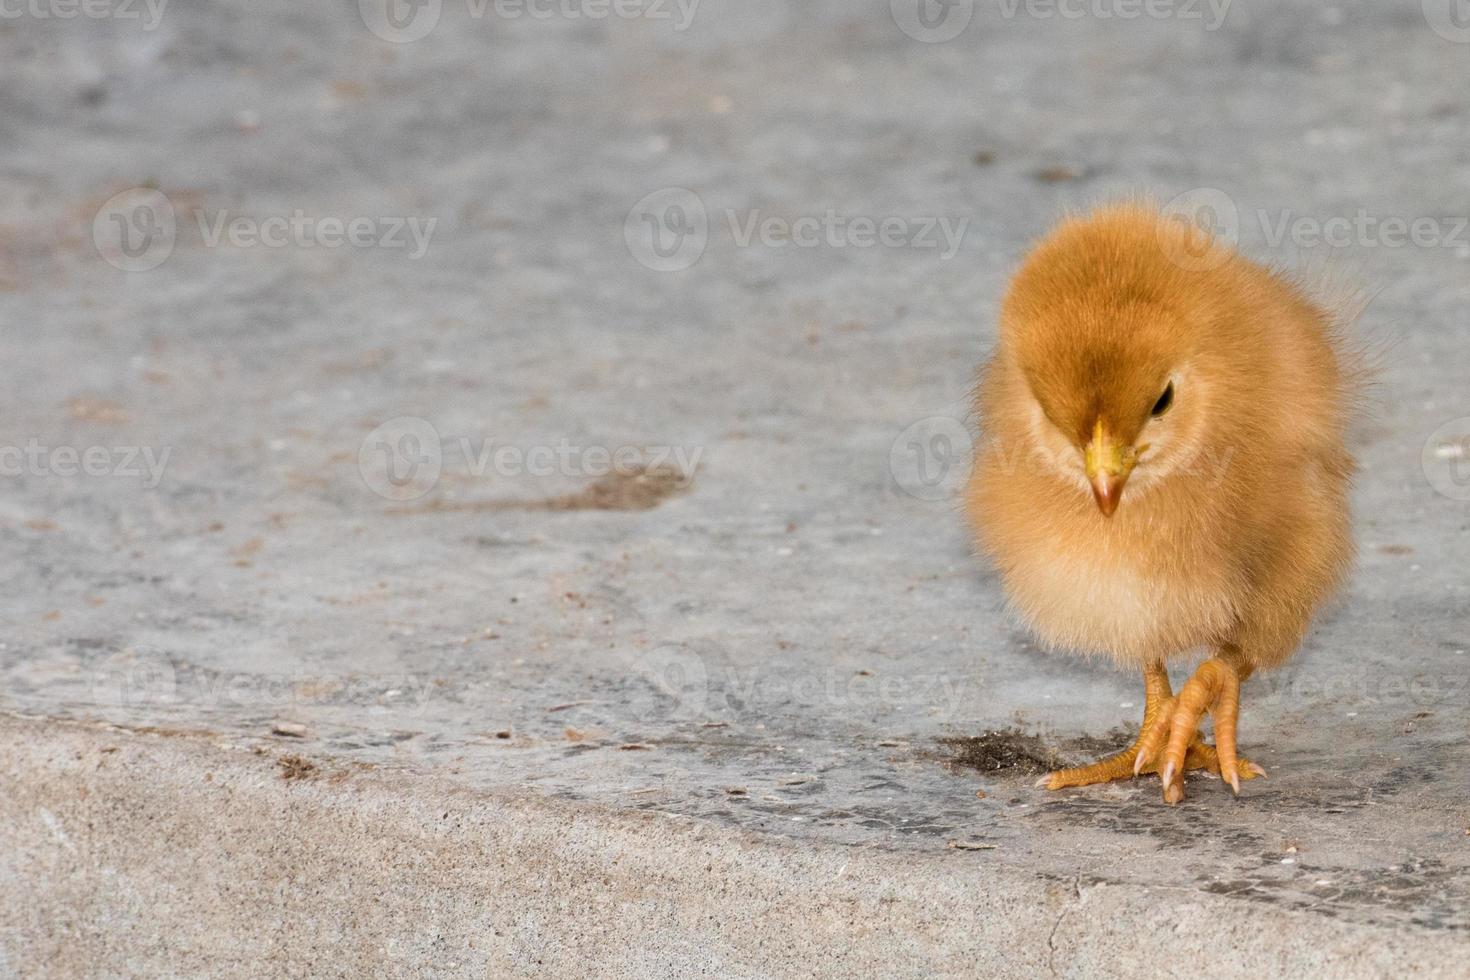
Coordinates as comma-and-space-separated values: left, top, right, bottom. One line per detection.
1037, 663, 1227, 791
1133, 653, 1266, 804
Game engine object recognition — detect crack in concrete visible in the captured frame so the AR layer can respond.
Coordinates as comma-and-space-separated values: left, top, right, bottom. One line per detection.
1046, 875, 1084, 977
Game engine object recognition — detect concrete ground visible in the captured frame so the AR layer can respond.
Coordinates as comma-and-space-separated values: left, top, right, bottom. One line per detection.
2, 0, 1468, 976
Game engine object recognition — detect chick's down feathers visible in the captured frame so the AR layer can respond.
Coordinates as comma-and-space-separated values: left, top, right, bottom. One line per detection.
967, 203, 1360, 672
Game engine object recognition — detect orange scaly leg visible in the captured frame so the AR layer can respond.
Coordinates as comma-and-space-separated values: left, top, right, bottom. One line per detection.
1037, 660, 1264, 801
1133, 653, 1266, 804
1036, 662, 1173, 790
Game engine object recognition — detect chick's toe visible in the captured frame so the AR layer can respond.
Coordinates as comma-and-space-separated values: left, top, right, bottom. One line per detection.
1037, 659, 1265, 799
1134, 656, 1265, 803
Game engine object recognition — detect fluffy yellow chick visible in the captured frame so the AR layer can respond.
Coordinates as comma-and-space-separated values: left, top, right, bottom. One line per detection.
967, 203, 1359, 804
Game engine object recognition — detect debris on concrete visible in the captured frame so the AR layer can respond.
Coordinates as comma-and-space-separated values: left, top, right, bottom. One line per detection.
277, 755, 317, 782
938, 731, 1060, 776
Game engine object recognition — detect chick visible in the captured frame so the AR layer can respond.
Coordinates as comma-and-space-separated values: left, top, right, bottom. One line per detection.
967, 203, 1359, 804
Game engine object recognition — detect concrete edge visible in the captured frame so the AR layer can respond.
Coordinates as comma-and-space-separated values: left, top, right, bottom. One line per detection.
0, 711, 1460, 978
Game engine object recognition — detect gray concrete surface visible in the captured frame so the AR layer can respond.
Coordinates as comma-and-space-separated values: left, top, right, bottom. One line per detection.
1, 0, 1469, 976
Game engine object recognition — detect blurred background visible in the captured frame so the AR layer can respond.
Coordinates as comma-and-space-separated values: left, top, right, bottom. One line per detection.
1, 0, 1467, 870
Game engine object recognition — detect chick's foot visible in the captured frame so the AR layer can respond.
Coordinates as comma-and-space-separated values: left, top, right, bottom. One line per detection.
1035, 659, 1264, 803
1035, 733, 1227, 795
1133, 656, 1266, 804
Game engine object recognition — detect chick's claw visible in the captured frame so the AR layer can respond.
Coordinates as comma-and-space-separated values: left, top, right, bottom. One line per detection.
1132, 656, 1264, 803
1036, 746, 1144, 790
1038, 733, 1258, 794
1037, 658, 1263, 801
1183, 741, 1267, 782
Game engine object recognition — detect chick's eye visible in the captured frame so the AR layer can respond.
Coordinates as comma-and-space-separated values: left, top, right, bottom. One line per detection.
1150, 382, 1175, 418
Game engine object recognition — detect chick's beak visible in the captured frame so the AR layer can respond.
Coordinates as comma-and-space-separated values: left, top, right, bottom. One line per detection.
1083, 419, 1143, 517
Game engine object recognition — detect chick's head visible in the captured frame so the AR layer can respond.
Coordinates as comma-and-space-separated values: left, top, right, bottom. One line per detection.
997, 207, 1237, 516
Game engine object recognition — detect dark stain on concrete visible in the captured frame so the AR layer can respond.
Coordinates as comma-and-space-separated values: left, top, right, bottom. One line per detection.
938, 730, 1060, 776
935, 727, 1135, 778
277, 754, 318, 780
396, 464, 691, 515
